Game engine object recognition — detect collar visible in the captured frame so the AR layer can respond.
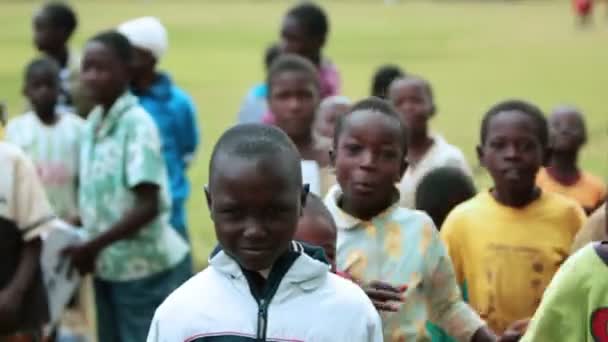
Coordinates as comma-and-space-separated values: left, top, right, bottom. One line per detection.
324, 184, 401, 230
139, 72, 173, 100
88, 91, 138, 139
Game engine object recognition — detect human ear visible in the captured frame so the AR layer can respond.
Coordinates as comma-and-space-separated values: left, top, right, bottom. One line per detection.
476, 145, 485, 168
329, 149, 336, 168
204, 185, 214, 221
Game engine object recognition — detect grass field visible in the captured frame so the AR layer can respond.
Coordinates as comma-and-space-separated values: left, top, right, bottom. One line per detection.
1, 1, 606, 269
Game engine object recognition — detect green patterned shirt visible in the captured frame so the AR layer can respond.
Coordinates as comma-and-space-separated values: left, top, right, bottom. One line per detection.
79, 92, 189, 281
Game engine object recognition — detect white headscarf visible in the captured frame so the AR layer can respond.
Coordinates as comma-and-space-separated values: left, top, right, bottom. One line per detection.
118, 16, 168, 60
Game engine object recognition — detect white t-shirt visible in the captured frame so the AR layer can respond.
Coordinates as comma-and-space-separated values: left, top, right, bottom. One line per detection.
399, 134, 472, 208
6, 112, 84, 220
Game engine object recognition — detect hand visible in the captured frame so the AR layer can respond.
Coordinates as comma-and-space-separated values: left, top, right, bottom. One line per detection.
61, 243, 99, 276
363, 280, 407, 312
0, 288, 22, 333
499, 319, 530, 342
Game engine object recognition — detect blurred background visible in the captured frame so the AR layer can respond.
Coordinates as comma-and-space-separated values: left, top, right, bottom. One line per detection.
1, 0, 606, 270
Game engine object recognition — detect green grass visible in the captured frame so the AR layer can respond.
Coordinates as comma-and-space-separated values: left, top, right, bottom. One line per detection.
1, 1, 606, 269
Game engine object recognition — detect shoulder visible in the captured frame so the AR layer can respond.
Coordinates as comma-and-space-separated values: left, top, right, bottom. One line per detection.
581, 171, 606, 191
440, 194, 487, 236
322, 273, 379, 319
60, 112, 85, 127
541, 191, 585, 219
6, 112, 34, 130
391, 207, 435, 229
0, 141, 27, 162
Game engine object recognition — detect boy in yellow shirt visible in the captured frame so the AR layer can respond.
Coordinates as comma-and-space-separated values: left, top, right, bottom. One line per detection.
441, 100, 586, 334
536, 106, 606, 214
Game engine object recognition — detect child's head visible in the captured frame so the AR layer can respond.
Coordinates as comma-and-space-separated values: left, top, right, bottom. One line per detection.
371, 64, 405, 99
388, 76, 436, 137
478, 99, 548, 199
332, 97, 408, 218
23, 58, 60, 115
264, 42, 281, 71
315, 96, 351, 139
267, 54, 321, 141
33, 2, 77, 54
206, 124, 307, 272
81, 31, 132, 108
548, 106, 587, 153
280, 2, 328, 65
295, 192, 337, 268
117, 17, 168, 85
415, 167, 476, 228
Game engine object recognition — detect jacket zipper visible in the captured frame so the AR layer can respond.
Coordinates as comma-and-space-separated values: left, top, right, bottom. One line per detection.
257, 298, 268, 341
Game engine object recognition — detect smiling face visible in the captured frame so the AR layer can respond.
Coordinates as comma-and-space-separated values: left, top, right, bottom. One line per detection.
548, 109, 586, 152
206, 153, 305, 271
479, 110, 545, 199
333, 109, 406, 219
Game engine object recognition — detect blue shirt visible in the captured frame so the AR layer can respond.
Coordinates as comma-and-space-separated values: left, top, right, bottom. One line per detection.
135, 73, 199, 203
236, 83, 268, 123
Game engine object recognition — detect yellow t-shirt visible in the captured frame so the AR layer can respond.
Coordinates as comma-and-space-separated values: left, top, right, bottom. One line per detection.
536, 167, 606, 213
440, 190, 586, 333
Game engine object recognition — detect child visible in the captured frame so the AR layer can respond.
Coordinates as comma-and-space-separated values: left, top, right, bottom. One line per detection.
6, 58, 83, 224
314, 95, 351, 141
325, 97, 499, 341
32, 1, 91, 116
371, 64, 405, 99
118, 17, 200, 248
267, 54, 335, 195
0, 142, 53, 340
236, 43, 281, 123
441, 100, 587, 334
146, 123, 382, 341
295, 192, 338, 270
280, 2, 340, 98
62, 31, 190, 342
536, 106, 606, 214
571, 202, 606, 253
521, 210, 608, 342
415, 166, 477, 229
389, 76, 471, 209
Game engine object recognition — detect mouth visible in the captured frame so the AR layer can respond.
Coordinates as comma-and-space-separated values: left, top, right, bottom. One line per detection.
352, 182, 376, 195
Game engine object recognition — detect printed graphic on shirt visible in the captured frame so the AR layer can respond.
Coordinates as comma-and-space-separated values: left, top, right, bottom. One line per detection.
591, 308, 608, 342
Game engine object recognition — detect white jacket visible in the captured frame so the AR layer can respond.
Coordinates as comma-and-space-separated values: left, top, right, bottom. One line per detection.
147, 241, 382, 342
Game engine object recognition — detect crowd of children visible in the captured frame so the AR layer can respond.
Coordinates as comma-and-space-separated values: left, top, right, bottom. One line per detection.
0, 1, 606, 342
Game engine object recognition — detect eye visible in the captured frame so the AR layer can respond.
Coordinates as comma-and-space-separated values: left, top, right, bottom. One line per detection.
343, 143, 362, 155
381, 148, 399, 160
489, 139, 506, 149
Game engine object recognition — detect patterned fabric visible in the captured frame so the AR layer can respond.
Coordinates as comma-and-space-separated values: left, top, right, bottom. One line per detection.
6, 111, 84, 220
325, 185, 484, 342
79, 92, 189, 282
536, 167, 606, 213
441, 191, 586, 333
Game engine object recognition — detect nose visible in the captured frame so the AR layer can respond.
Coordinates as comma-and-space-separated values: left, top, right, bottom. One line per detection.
503, 143, 520, 160
242, 216, 269, 240
360, 150, 377, 170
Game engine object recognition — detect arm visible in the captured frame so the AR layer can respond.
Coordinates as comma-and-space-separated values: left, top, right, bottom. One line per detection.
176, 95, 199, 167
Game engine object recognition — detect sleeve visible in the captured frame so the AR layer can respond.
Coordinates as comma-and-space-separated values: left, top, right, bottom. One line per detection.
423, 220, 485, 342
569, 203, 587, 241
367, 308, 384, 342
125, 116, 165, 189
146, 311, 162, 342
520, 247, 589, 342
5, 119, 21, 146
440, 212, 466, 284
175, 94, 199, 167
14, 149, 55, 241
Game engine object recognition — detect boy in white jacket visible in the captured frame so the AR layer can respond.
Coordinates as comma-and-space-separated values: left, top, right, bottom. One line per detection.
147, 124, 382, 342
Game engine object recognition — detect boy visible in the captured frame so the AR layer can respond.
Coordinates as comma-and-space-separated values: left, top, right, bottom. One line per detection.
118, 17, 200, 248
294, 192, 337, 270
521, 206, 608, 341
0, 142, 53, 340
389, 76, 471, 209
371, 64, 405, 99
571, 202, 606, 253
441, 100, 586, 334
32, 1, 91, 116
6, 58, 83, 224
147, 124, 382, 341
536, 106, 606, 214
314, 95, 351, 141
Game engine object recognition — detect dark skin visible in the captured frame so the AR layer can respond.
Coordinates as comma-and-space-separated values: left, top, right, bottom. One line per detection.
280, 15, 324, 66
62, 41, 161, 275
294, 210, 337, 270
206, 153, 307, 273
0, 238, 41, 333
23, 67, 60, 126
389, 78, 435, 165
478, 110, 545, 208
545, 108, 586, 185
269, 71, 328, 166
33, 9, 71, 68
130, 47, 158, 93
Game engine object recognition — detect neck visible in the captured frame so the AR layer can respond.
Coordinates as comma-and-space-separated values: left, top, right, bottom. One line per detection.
291, 132, 314, 152
340, 191, 396, 221
36, 108, 58, 125
133, 71, 157, 93
100, 89, 127, 116
408, 128, 431, 149
47, 46, 69, 68
548, 150, 579, 174
492, 185, 540, 208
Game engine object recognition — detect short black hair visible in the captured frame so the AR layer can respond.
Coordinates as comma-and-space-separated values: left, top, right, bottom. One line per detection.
209, 123, 302, 185
480, 99, 548, 148
286, 2, 329, 38
302, 192, 337, 231
371, 64, 405, 99
24, 57, 60, 84
264, 42, 281, 70
334, 97, 408, 154
390, 76, 436, 111
88, 30, 133, 65
40, 1, 78, 35
266, 54, 320, 93
415, 167, 476, 228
